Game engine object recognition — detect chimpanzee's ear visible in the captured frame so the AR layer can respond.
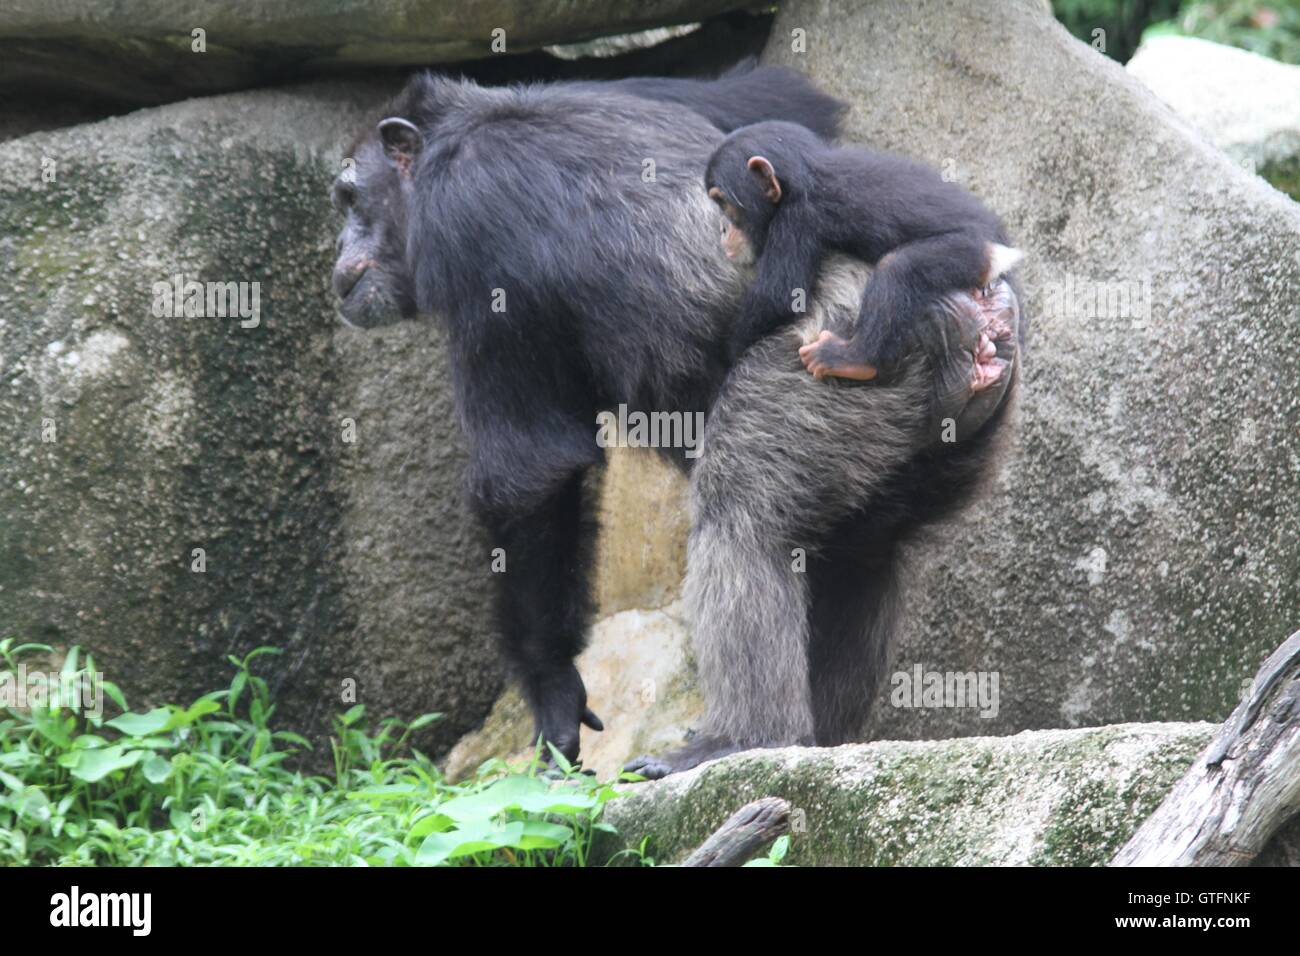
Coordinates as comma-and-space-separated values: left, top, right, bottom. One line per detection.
746, 156, 782, 204
377, 117, 421, 170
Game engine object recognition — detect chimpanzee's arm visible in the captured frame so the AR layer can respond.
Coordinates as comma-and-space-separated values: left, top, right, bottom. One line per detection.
728, 216, 821, 363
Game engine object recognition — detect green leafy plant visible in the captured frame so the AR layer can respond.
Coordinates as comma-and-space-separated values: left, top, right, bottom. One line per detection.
743, 835, 791, 867
0, 639, 639, 866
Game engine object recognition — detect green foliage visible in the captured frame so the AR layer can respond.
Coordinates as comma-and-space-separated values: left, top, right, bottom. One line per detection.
1146, 1, 1300, 64
1260, 156, 1300, 200
742, 834, 791, 867
0, 639, 640, 866
1053, 0, 1300, 63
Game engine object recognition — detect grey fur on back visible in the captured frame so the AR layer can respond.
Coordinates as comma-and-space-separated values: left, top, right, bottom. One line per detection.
687, 256, 936, 745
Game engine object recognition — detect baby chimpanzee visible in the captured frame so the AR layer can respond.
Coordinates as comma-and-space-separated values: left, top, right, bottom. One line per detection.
705, 120, 1022, 387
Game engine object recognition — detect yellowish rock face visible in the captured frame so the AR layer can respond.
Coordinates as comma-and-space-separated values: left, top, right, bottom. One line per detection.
446, 446, 698, 782
592, 447, 690, 618
443, 603, 704, 782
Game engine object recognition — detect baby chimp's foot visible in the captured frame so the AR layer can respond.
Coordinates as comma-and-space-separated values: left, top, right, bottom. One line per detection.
970, 332, 1008, 392
798, 330, 879, 381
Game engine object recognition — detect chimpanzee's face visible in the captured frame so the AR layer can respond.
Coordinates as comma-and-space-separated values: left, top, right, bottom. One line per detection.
330, 137, 417, 329
707, 187, 756, 267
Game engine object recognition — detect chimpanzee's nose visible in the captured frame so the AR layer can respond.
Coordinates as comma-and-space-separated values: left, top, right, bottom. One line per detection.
332, 259, 367, 299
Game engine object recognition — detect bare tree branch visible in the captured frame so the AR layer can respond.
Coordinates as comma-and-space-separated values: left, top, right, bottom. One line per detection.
681, 797, 792, 866
1112, 629, 1300, 866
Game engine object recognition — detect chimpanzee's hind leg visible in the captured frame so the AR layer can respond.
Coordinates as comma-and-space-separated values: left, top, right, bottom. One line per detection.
806, 279, 1024, 745
626, 262, 1023, 778
625, 271, 931, 779
806, 511, 903, 745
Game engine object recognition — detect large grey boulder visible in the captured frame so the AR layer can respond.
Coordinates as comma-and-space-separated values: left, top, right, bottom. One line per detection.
750, 0, 1300, 742
601, 722, 1221, 865
602, 721, 1300, 866
0, 1, 744, 104
0, 80, 503, 755
1127, 35, 1300, 175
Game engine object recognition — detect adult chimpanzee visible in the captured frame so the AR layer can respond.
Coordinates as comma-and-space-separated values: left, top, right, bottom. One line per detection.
331, 65, 1022, 778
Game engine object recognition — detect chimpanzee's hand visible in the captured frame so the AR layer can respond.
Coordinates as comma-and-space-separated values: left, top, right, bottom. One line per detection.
529, 662, 603, 767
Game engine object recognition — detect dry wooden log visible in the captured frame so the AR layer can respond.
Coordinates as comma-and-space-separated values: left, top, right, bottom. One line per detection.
1112, 629, 1300, 866
681, 796, 792, 866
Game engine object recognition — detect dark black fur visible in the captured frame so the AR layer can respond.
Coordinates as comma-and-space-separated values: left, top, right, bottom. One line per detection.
705, 120, 1013, 371
572, 63, 847, 142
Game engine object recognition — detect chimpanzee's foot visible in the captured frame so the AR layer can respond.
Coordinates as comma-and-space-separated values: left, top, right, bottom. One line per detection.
970, 332, 1008, 392
974, 282, 1016, 341
928, 278, 1021, 444
623, 735, 748, 780
798, 330, 879, 381
964, 283, 1017, 393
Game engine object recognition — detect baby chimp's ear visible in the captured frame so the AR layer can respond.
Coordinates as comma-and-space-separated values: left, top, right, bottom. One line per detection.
746, 156, 782, 204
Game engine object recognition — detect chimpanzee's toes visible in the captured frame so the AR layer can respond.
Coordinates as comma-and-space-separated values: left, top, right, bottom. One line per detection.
622, 754, 674, 780
623, 736, 749, 780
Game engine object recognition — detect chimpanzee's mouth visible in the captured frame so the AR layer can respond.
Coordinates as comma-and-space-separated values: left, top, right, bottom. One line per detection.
336, 267, 367, 302
337, 269, 407, 330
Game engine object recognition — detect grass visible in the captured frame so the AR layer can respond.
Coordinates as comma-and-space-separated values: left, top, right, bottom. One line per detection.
0, 640, 644, 867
